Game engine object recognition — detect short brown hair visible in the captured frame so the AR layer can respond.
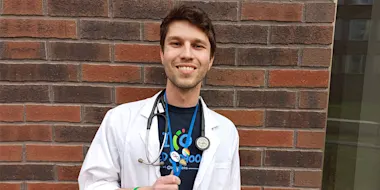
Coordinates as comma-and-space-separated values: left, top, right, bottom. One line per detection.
160, 5, 216, 58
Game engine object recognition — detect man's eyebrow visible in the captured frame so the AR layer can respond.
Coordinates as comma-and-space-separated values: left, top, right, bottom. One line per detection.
166, 36, 181, 41
166, 36, 207, 44
193, 39, 207, 45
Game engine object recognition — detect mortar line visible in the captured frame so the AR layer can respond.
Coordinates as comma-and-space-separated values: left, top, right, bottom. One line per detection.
0, 0, 3, 14
108, 0, 113, 18
43, 0, 48, 15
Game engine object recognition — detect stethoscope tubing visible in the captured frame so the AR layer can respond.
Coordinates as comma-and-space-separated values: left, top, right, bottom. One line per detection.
140, 90, 207, 166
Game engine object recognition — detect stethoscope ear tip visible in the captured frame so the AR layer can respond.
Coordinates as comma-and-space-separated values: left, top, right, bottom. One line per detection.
138, 158, 144, 163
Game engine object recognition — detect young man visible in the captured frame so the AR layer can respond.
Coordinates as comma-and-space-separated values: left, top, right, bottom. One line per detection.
78, 5, 240, 190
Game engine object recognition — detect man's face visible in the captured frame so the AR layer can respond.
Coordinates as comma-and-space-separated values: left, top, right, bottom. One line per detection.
160, 20, 214, 90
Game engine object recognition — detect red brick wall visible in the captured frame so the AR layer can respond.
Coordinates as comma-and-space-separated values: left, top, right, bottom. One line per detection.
0, 0, 336, 189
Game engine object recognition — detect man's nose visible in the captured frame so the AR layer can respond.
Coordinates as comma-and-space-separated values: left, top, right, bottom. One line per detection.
180, 43, 193, 60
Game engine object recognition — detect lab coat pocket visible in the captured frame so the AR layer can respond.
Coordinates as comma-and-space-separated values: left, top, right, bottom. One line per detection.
212, 162, 231, 188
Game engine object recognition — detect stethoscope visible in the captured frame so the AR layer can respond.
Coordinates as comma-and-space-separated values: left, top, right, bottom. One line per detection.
138, 90, 210, 167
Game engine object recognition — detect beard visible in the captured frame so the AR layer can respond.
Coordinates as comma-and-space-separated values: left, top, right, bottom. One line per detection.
166, 74, 203, 90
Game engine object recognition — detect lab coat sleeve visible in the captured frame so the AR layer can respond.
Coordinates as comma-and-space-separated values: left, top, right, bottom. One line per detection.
78, 109, 122, 190
228, 132, 241, 190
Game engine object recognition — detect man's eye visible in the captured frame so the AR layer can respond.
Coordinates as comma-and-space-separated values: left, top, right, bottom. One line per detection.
170, 42, 181, 46
194, 44, 204, 49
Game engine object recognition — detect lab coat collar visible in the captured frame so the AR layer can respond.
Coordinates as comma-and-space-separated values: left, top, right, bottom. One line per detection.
139, 91, 221, 185
193, 98, 220, 190
140, 91, 163, 119
140, 91, 219, 129
139, 91, 163, 178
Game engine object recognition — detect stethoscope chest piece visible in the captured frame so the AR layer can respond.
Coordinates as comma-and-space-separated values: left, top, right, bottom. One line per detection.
195, 136, 210, 151
140, 90, 211, 167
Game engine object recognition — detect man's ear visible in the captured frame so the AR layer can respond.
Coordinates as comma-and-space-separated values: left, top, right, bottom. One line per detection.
160, 47, 164, 65
208, 56, 214, 71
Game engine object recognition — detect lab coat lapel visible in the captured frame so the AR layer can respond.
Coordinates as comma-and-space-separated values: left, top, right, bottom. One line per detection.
193, 99, 220, 190
139, 91, 163, 178
138, 116, 160, 161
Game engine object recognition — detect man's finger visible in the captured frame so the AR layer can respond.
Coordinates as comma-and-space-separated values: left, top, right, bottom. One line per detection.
160, 175, 181, 185
155, 184, 179, 190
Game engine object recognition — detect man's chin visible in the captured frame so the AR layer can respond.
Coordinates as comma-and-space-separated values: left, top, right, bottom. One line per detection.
172, 81, 200, 90
176, 84, 198, 90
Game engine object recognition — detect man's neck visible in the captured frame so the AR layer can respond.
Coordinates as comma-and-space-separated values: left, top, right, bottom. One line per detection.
165, 81, 201, 108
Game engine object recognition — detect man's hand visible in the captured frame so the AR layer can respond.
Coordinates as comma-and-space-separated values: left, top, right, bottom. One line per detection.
120, 172, 181, 190
150, 173, 181, 190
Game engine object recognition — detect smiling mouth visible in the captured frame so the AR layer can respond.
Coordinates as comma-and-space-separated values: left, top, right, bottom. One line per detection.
176, 66, 196, 71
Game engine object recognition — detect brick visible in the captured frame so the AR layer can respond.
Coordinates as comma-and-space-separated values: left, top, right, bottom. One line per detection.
49, 42, 110, 62
143, 22, 160, 41
84, 146, 90, 157
264, 188, 300, 190
215, 25, 268, 44
0, 85, 49, 103
242, 2, 303, 22
116, 87, 162, 104
271, 25, 333, 44
297, 131, 325, 149
0, 164, 54, 180
83, 106, 112, 124
239, 129, 293, 147
176, 1, 238, 21
0, 41, 45, 60
0, 125, 52, 142
55, 126, 98, 142
299, 91, 328, 109
3, 0, 43, 15
265, 150, 323, 168
200, 90, 234, 107
0, 105, 23, 122
241, 168, 291, 186
80, 20, 140, 40
241, 187, 261, 190
26, 105, 81, 122
214, 47, 235, 66
113, 0, 172, 19
0, 19, 76, 38
269, 70, 330, 88
237, 91, 296, 108
144, 66, 166, 85
0, 145, 23, 161
0, 183, 21, 190
26, 145, 83, 162
206, 68, 265, 87
57, 165, 81, 181
239, 149, 262, 167
266, 111, 327, 128
52, 86, 112, 104
214, 109, 263, 127
48, 0, 108, 17
237, 48, 298, 66
27, 183, 79, 190
115, 44, 161, 63
82, 64, 141, 83
306, 3, 336, 23
294, 170, 322, 187
0, 64, 78, 82
302, 48, 332, 67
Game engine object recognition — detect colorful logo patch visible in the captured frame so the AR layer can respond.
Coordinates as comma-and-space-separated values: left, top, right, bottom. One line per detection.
182, 148, 190, 156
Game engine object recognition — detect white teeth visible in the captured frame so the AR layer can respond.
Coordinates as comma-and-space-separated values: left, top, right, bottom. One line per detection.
178, 66, 195, 71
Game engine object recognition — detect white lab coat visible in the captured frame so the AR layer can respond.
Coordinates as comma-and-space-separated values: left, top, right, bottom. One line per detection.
78, 91, 241, 190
